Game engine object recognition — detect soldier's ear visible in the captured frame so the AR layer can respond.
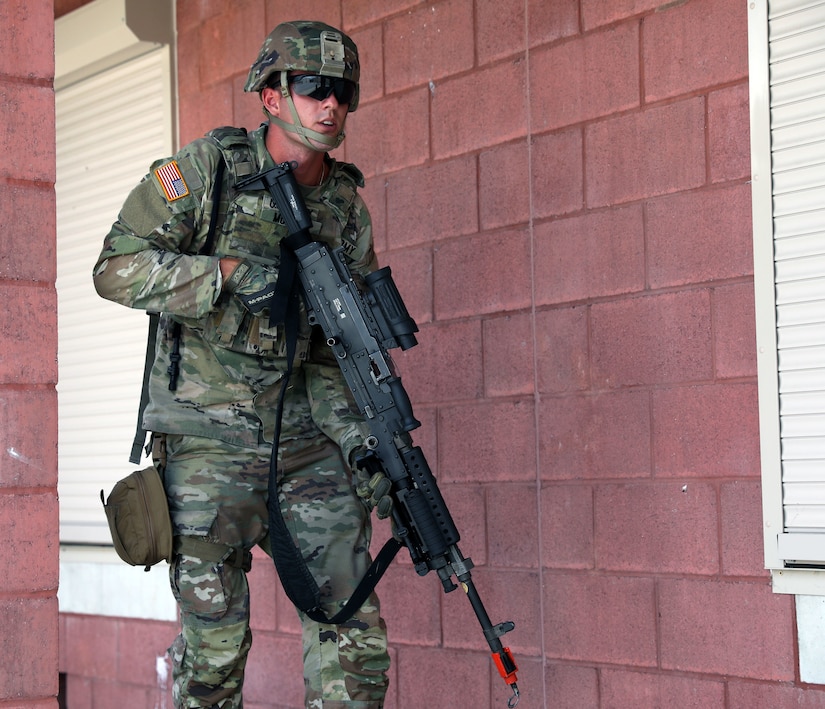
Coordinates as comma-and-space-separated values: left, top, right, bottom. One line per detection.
261, 87, 282, 117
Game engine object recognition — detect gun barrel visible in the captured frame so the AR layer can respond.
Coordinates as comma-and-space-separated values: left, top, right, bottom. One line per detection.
462, 577, 520, 707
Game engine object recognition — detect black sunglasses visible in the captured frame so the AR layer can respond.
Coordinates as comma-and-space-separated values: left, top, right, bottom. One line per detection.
287, 74, 357, 105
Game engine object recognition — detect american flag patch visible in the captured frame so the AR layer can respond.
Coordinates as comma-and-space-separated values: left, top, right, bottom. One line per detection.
154, 160, 190, 201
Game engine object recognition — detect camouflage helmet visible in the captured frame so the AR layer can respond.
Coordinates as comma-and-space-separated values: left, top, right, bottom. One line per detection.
245, 21, 360, 110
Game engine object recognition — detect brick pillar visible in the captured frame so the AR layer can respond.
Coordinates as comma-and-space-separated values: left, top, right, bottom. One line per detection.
0, 1, 60, 706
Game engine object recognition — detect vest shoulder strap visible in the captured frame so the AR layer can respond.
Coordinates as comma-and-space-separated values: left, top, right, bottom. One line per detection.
207, 126, 257, 180
323, 160, 364, 235
337, 160, 365, 188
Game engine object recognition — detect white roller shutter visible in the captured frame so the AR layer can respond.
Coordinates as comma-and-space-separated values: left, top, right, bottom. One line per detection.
56, 46, 173, 544
751, 0, 825, 573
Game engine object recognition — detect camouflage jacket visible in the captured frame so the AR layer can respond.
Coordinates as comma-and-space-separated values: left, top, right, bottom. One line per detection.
93, 124, 376, 460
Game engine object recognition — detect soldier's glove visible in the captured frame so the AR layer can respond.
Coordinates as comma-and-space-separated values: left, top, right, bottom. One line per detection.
350, 447, 393, 520
223, 259, 279, 316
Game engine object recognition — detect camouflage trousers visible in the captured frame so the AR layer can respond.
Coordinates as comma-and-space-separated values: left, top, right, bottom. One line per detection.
161, 433, 389, 708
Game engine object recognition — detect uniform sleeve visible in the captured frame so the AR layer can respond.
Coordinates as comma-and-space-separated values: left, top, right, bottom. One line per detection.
92, 141, 224, 319
346, 192, 379, 278
304, 361, 369, 465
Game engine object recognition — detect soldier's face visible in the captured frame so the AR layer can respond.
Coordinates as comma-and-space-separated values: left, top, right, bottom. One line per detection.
262, 75, 349, 152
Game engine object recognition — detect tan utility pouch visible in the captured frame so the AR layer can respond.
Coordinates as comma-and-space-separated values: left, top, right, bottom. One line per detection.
101, 465, 173, 571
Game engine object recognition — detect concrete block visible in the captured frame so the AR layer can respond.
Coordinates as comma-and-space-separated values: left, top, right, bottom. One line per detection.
709, 83, 751, 183
384, 0, 474, 93
61, 613, 117, 681
487, 482, 539, 568
643, 0, 748, 102
544, 662, 600, 709
0, 82, 54, 183
483, 312, 535, 397
581, 0, 663, 29
385, 155, 477, 248
0, 286, 57, 384
438, 399, 536, 482
594, 481, 720, 574
0, 388, 57, 488
0, 0, 54, 80
646, 183, 753, 289
531, 127, 584, 219
728, 680, 825, 709
530, 23, 639, 133
543, 571, 657, 666
652, 383, 759, 478
713, 281, 757, 380
0, 493, 58, 592
535, 204, 645, 305
479, 140, 531, 230
397, 320, 483, 404
535, 306, 590, 394
0, 597, 58, 699
541, 482, 594, 569
601, 669, 725, 708
343, 0, 419, 28
586, 98, 706, 207
720, 480, 769, 578
434, 227, 532, 319
590, 290, 713, 387
347, 88, 431, 175
0, 183, 55, 282
539, 390, 651, 480
659, 578, 795, 680
432, 60, 528, 158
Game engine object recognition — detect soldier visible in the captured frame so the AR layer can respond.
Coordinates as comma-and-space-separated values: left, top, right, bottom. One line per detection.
93, 21, 391, 709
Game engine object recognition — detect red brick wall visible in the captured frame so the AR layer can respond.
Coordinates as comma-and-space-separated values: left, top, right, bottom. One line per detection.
56, 0, 825, 708
0, 0, 59, 707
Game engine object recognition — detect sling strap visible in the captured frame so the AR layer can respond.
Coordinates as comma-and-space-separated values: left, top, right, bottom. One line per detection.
130, 311, 160, 464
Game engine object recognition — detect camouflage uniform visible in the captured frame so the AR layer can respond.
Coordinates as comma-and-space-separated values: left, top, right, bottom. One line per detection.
93, 117, 389, 706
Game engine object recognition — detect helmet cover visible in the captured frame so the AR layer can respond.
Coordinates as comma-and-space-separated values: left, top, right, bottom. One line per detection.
245, 20, 360, 110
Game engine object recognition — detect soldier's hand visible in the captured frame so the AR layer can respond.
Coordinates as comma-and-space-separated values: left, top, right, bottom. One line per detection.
351, 447, 393, 519
357, 471, 393, 519
222, 259, 279, 316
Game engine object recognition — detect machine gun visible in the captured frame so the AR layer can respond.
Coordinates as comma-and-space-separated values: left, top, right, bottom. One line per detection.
238, 162, 520, 708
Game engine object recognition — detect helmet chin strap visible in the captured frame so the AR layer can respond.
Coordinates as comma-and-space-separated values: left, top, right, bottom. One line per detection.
265, 73, 346, 152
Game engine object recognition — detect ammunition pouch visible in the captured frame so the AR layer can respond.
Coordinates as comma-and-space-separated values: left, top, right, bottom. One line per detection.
101, 465, 173, 571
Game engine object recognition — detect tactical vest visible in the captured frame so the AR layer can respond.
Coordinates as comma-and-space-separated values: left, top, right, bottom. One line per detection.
183, 126, 365, 359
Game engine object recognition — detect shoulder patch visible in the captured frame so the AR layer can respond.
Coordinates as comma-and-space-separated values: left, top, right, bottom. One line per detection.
177, 154, 204, 193
154, 160, 190, 202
